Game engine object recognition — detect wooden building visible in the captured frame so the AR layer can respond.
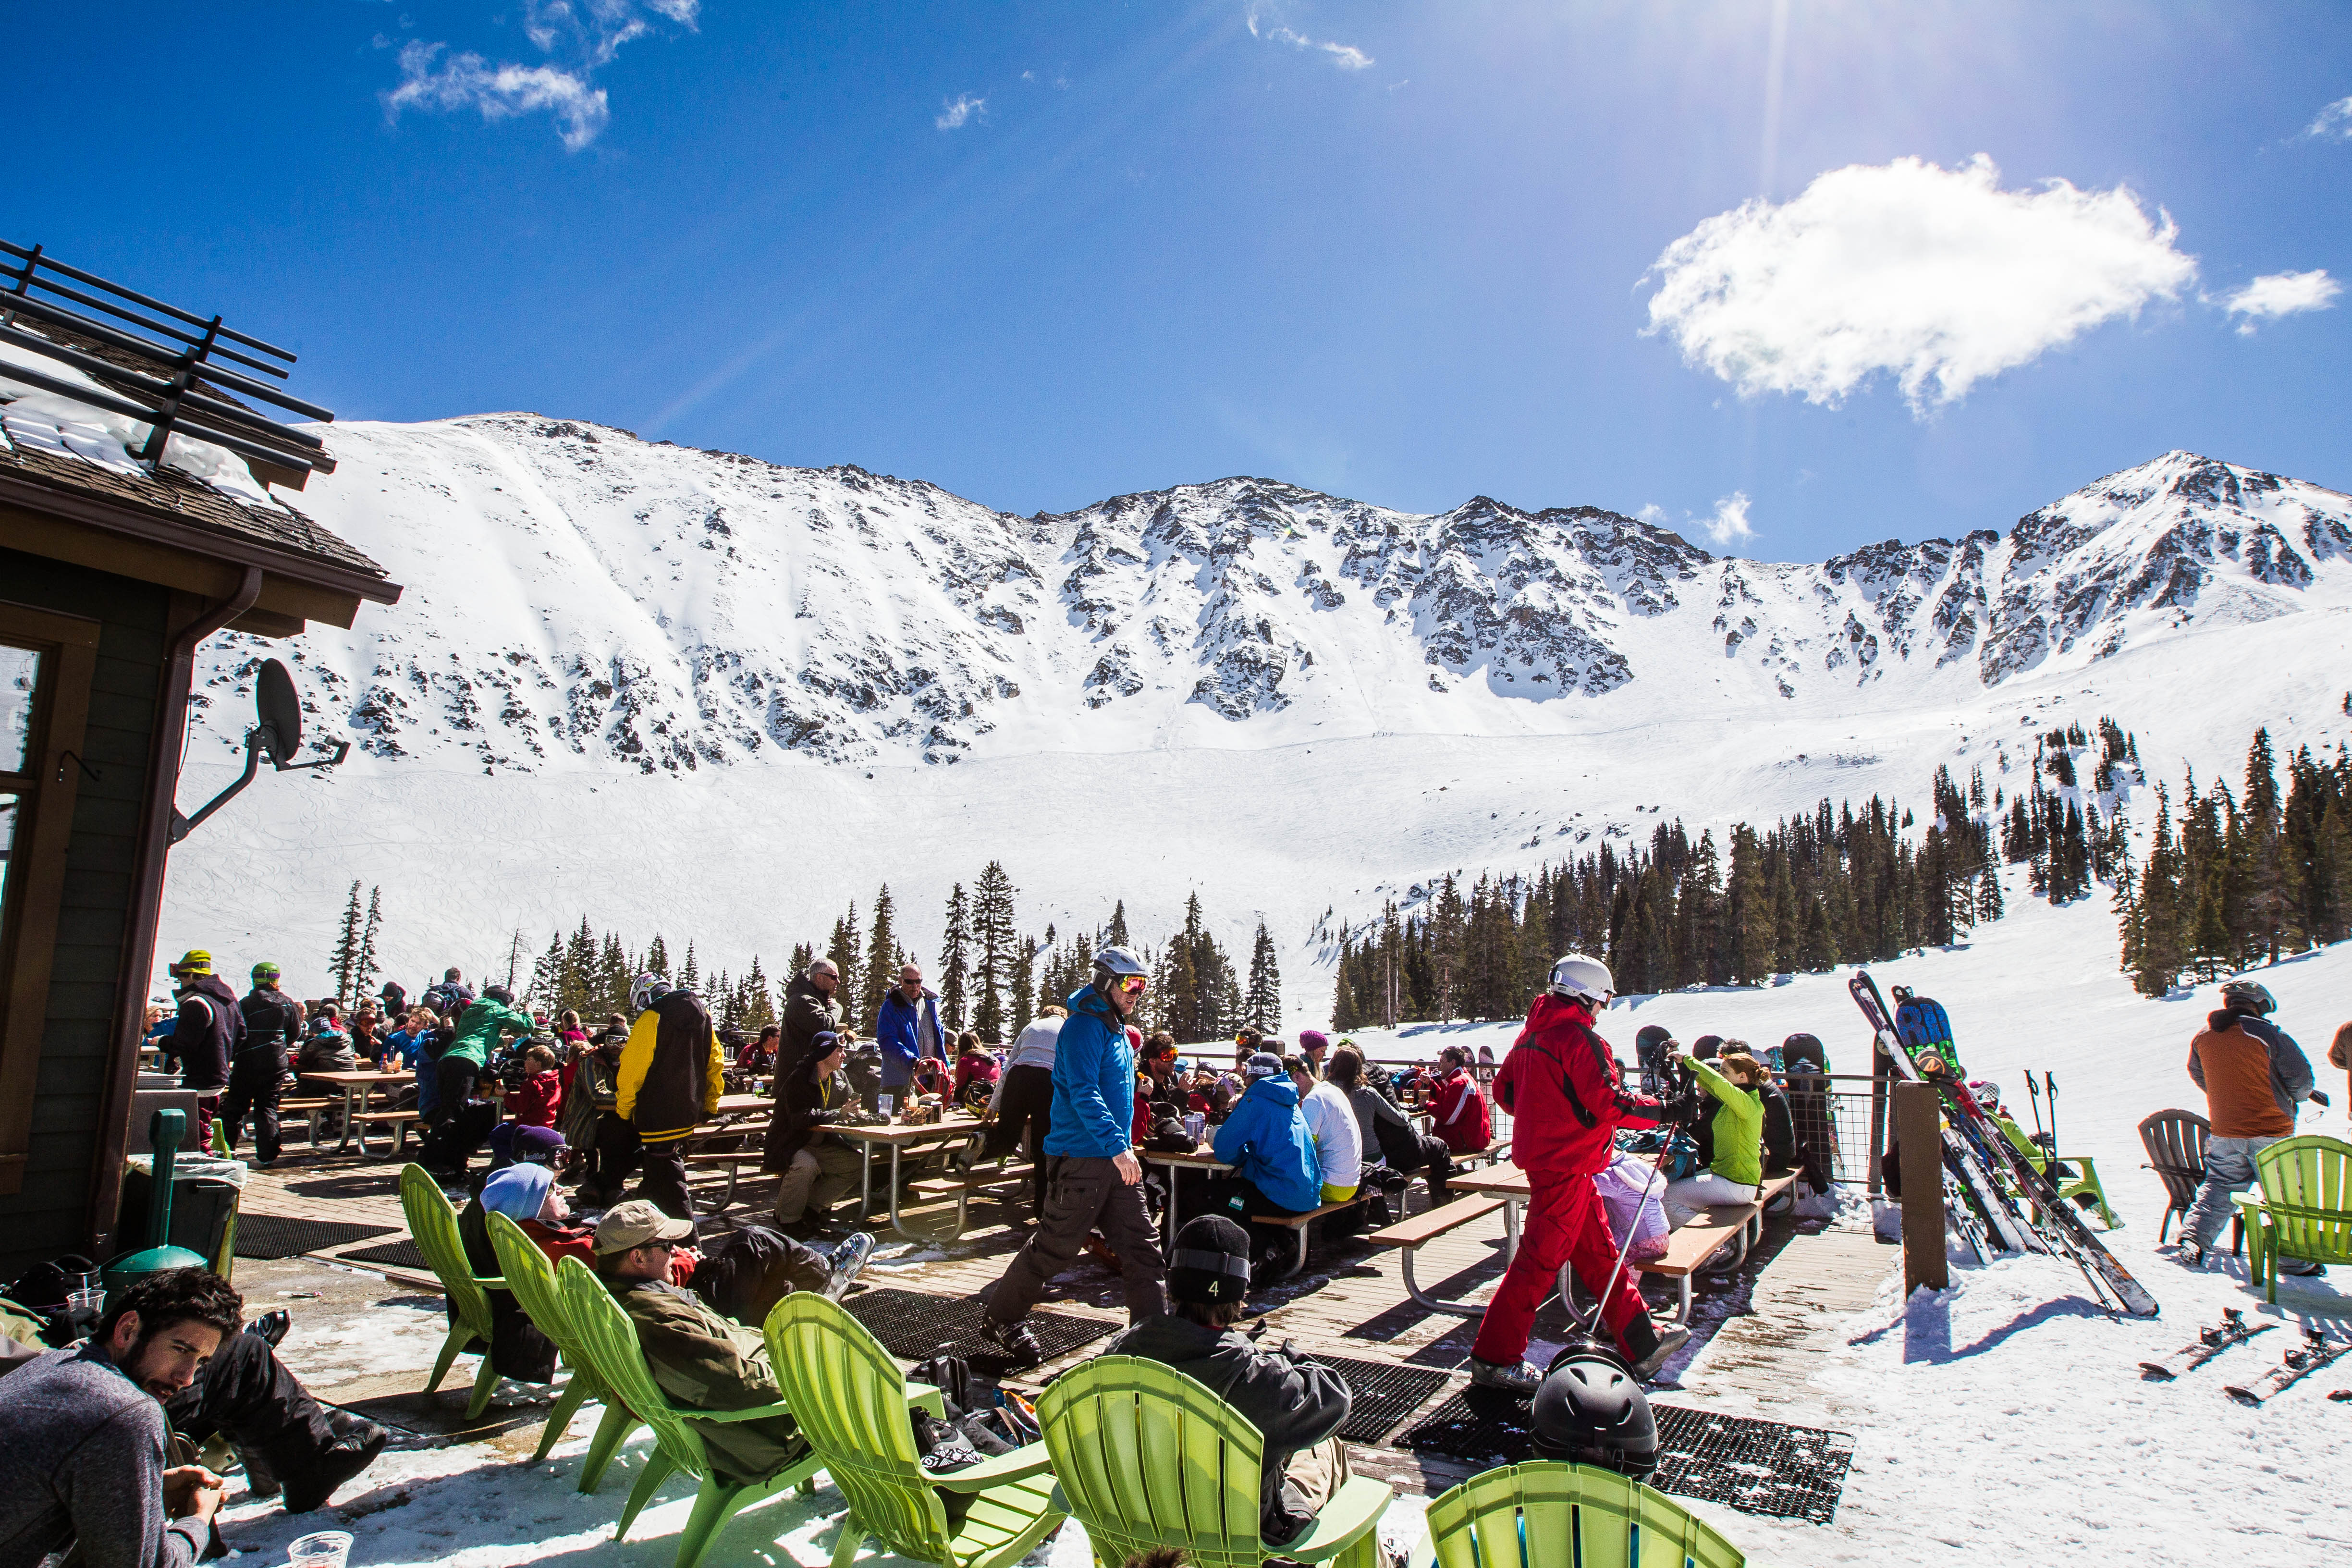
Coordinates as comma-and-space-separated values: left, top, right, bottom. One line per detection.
0, 244, 399, 1274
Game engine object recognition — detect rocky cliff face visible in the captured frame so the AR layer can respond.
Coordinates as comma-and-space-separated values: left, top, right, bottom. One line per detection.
191, 426, 2352, 773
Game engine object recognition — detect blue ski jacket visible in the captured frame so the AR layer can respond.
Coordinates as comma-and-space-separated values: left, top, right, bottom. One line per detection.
1212, 1075, 1323, 1213
1044, 986, 1136, 1159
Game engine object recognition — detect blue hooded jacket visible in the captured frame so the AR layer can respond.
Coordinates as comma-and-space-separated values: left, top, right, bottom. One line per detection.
1212, 1074, 1323, 1213
875, 986, 945, 1074
1044, 985, 1136, 1159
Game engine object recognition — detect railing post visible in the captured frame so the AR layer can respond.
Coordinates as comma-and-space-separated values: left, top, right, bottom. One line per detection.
1868, 1040, 1890, 1198
1896, 1080, 1948, 1295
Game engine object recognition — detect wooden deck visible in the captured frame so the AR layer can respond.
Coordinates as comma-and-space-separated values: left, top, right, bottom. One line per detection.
229, 1139, 1894, 1496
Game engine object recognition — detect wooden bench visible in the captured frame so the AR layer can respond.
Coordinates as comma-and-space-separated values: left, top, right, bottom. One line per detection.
685, 1149, 764, 1211
348, 1108, 422, 1157
908, 1162, 1038, 1238
1368, 1196, 1510, 1316
1249, 1192, 1373, 1280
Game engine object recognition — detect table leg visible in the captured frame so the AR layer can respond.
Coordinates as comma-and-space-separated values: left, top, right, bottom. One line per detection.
1502, 1196, 1521, 1266
337, 1087, 358, 1154
858, 1141, 874, 1217
1162, 1165, 1182, 1253
886, 1146, 912, 1240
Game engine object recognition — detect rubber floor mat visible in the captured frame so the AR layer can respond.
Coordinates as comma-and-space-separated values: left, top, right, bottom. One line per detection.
843, 1287, 1115, 1372
1311, 1357, 1453, 1443
1394, 1386, 1536, 1466
233, 1214, 398, 1260
339, 1238, 430, 1273
1650, 1404, 1854, 1524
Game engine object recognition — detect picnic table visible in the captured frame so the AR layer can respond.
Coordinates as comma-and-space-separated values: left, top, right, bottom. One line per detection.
1140, 1146, 1231, 1251
825, 1114, 987, 1240
297, 1069, 414, 1154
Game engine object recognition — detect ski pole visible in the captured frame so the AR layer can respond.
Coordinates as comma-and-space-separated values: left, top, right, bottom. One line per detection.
2024, 1074, 2046, 1143
2045, 1072, 2059, 1156
1584, 1131, 1677, 1338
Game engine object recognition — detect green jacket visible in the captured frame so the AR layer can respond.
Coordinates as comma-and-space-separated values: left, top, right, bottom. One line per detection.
1689, 1058, 1763, 1188
443, 998, 534, 1068
606, 1273, 803, 1485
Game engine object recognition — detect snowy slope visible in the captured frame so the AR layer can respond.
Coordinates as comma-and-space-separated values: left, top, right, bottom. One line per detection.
154, 420, 2352, 1009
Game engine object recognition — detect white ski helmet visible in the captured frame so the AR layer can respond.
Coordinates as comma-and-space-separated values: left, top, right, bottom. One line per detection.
1548, 953, 1614, 1007
1091, 945, 1147, 978
630, 972, 673, 1014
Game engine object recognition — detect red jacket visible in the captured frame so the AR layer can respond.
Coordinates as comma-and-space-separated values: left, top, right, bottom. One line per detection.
1496, 994, 1661, 1176
1430, 1069, 1492, 1154
504, 1069, 564, 1127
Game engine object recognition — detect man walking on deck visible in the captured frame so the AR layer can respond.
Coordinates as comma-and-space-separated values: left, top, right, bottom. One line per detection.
978, 947, 1167, 1361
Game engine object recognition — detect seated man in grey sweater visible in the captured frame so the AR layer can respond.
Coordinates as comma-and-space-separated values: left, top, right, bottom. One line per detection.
1105, 1215, 1354, 1546
0, 1269, 244, 1568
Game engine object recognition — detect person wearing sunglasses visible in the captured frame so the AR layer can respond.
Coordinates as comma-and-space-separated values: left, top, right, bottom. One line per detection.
980, 946, 1168, 1361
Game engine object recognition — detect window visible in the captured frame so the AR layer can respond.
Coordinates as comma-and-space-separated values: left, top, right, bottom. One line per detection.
0, 605, 100, 1197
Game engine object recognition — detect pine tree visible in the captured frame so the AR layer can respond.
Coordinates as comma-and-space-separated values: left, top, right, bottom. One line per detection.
1009, 937, 1038, 1036
939, 883, 971, 1031
1245, 921, 1282, 1029
1105, 900, 1131, 949
600, 934, 632, 1015
328, 880, 364, 1005
1724, 826, 1772, 983
825, 906, 860, 1029
740, 955, 775, 1030
679, 940, 702, 994
529, 932, 564, 1010
790, 940, 815, 979
646, 934, 671, 979
861, 884, 900, 1028
971, 862, 1017, 1043
359, 887, 384, 1000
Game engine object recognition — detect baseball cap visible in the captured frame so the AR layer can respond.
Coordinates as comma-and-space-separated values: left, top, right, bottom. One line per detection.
594, 1199, 696, 1254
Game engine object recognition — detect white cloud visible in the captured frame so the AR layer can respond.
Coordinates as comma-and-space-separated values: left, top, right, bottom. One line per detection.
1642, 154, 2197, 412
1634, 495, 1756, 550
1704, 492, 1756, 548
2308, 96, 2352, 139
2217, 269, 2341, 334
1247, 11, 1372, 70
387, 42, 610, 151
935, 94, 987, 131
383, 1, 695, 150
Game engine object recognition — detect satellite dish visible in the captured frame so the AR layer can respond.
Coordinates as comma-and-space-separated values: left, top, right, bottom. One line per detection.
255, 658, 301, 763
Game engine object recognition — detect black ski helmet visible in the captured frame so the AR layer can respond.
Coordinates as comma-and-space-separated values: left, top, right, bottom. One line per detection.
1531, 1345, 1658, 1480
2219, 979, 2277, 1017
484, 982, 514, 1006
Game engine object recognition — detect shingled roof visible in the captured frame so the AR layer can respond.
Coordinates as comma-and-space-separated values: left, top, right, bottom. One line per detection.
0, 426, 388, 583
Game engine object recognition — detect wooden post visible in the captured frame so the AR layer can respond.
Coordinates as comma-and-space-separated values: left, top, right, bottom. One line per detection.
1867, 1041, 1890, 1198
1896, 1080, 1949, 1295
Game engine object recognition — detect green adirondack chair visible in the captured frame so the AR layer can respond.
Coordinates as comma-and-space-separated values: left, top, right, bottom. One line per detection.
397, 1162, 503, 1420
763, 1292, 1062, 1568
558, 1254, 827, 1568
1992, 1115, 2119, 1228
1423, 1460, 1743, 1568
1034, 1353, 1391, 1568
2233, 1134, 2352, 1304
484, 1211, 642, 1488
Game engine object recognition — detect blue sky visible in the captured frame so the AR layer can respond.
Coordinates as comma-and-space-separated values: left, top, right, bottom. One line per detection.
12, 2, 2351, 560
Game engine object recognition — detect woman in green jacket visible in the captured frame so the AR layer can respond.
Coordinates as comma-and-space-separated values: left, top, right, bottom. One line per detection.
1663, 1042, 1765, 1225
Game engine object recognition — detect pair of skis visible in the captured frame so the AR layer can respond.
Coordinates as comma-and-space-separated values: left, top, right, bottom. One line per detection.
1850, 969, 2161, 1317
2141, 1309, 2352, 1404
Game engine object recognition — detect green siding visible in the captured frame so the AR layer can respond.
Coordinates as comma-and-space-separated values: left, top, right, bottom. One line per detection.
0, 546, 169, 1276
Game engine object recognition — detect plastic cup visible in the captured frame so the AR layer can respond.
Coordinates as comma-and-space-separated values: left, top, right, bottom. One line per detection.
877, 1094, 895, 1121
1185, 1113, 1205, 1144
287, 1531, 353, 1568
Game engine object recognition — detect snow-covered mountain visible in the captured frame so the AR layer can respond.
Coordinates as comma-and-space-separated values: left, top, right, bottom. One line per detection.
161, 422, 2352, 1017
187, 420, 2352, 776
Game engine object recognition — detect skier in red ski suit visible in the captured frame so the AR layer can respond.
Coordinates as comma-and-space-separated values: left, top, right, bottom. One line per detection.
1469, 953, 1691, 1391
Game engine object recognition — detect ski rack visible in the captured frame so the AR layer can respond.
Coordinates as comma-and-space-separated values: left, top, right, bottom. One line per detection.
1850, 968, 2159, 1317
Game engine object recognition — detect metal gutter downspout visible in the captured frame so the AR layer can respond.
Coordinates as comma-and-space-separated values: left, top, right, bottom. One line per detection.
84, 565, 261, 1256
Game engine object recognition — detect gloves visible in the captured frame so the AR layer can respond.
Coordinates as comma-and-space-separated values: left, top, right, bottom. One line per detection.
808, 1110, 840, 1126
2312, 1090, 2332, 1109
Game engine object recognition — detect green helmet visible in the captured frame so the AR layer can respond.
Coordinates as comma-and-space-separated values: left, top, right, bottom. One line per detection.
251, 961, 282, 981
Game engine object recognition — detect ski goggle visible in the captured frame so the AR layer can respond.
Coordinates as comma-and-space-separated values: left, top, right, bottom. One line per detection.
1113, 975, 1147, 995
